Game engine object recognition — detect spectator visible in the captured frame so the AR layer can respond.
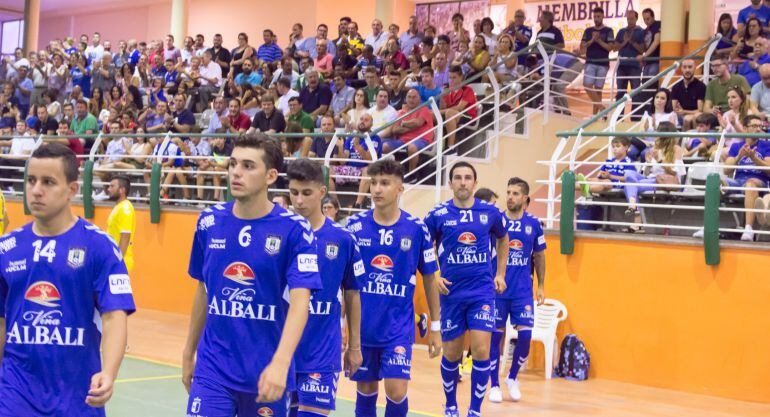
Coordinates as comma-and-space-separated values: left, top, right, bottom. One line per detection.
297, 24, 336, 60
385, 70, 407, 110
207, 33, 232, 78
206, 95, 229, 133
180, 37, 195, 63
94, 123, 136, 192
342, 88, 370, 130
479, 18, 497, 54
330, 73, 355, 121
332, 113, 382, 203
272, 56, 300, 87
295, 57, 316, 90
322, 195, 342, 223
384, 37, 409, 72
248, 94, 286, 134
400, 16, 423, 57
366, 19, 388, 53
85, 32, 104, 63
230, 32, 254, 78
0, 120, 34, 190
309, 115, 338, 158
738, 37, 770, 86
367, 89, 397, 130
88, 87, 109, 119
298, 68, 332, 120
433, 35, 455, 68
487, 34, 517, 84
723, 114, 770, 241
704, 55, 750, 113
53, 119, 85, 155
289, 23, 305, 55
683, 112, 719, 157
164, 34, 182, 63
344, 21, 365, 55
440, 66, 478, 151
381, 88, 434, 176
536, 10, 565, 49
671, 58, 706, 130
194, 34, 206, 57
505, 10, 533, 70
354, 44, 383, 82
433, 51, 450, 88
361, 66, 382, 104
70, 54, 92, 98
234, 58, 262, 88
718, 86, 760, 133
272, 193, 291, 209
751, 63, 770, 116
29, 55, 48, 107
150, 135, 188, 200
639, 8, 661, 107
70, 99, 99, 149
645, 88, 678, 131
415, 67, 441, 104
207, 132, 233, 201
132, 54, 151, 90
276, 76, 300, 115
257, 29, 283, 63
34, 105, 58, 135
419, 36, 435, 67
466, 35, 491, 78
191, 51, 223, 112
221, 98, 252, 133
287, 96, 316, 137
12, 65, 32, 119
446, 13, 470, 52
734, 17, 763, 60
737, 0, 770, 34
185, 134, 212, 205
715, 13, 739, 56
580, 7, 614, 115
47, 53, 68, 102
148, 77, 168, 107
314, 40, 334, 78
576, 137, 636, 197
139, 101, 171, 134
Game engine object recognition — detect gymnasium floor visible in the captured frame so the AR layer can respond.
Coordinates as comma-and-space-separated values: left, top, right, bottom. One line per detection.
116, 310, 770, 417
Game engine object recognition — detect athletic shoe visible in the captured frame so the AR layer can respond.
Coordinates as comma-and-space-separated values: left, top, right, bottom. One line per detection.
692, 228, 704, 238
576, 173, 590, 198
755, 197, 769, 227
466, 411, 481, 417
741, 227, 754, 242
417, 313, 429, 338
444, 405, 460, 417
488, 386, 503, 403
460, 354, 472, 375
505, 378, 521, 402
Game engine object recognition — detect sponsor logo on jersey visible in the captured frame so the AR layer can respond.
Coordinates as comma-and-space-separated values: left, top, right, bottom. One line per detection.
480, 214, 488, 225
371, 255, 394, 272
4, 259, 26, 273
400, 237, 412, 251
457, 232, 477, 245
6, 309, 85, 347
208, 238, 226, 250
0, 236, 16, 254
325, 243, 339, 260
481, 304, 491, 312
538, 235, 546, 246
525, 305, 532, 311
347, 222, 362, 232
509, 239, 524, 251
525, 225, 532, 235
257, 407, 274, 417
109, 274, 133, 294
443, 220, 458, 226
190, 397, 202, 414
67, 248, 85, 269
387, 345, 411, 367
357, 238, 372, 247
223, 262, 255, 286
309, 373, 322, 381
298, 254, 319, 272
265, 235, 282, 255
474, 304, 494, 321
199, 214, 215, 230
423, 248, 436, 263
394, 345, 406, 355
433, 207, 448, 216
25, 281, 61, 307
300, 373, 331, 394
353, 260, 365, 276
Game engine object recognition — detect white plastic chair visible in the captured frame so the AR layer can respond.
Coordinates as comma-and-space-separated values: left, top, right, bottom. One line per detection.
468, 82, 491, 98
503, 298, 568, 380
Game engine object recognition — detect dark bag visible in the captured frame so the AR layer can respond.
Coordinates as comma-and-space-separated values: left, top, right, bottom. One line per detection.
553, 334, 590, 381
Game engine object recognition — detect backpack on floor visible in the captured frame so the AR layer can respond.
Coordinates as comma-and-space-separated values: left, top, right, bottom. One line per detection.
554, 334, 590, 381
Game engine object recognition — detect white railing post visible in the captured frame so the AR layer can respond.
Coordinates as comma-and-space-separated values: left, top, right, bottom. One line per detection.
33, 134, 44, 150
547, 137, 569, 229
89, 132, 104, 161
428, 97, 444, 205
568, 128, 585, 171
661, 61, 680, 88
712, 129, 728, 167
156, 132, 172, 163
323, 133, 340, 167
363, 132, 378, 160
535, 41, 551, 125
703, 34, 721, 84
486, 66, 501, 158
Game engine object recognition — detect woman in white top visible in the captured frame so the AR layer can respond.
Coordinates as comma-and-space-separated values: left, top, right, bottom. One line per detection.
644, 88, 678, 131
342, 88, 371, 131
480, 17, 498, 55
714, 86, 760, 157
485, 33, 517, 83
46, 53, 68, 102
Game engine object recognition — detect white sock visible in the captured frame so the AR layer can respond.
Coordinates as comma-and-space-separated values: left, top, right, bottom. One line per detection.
746, 225, 753, 231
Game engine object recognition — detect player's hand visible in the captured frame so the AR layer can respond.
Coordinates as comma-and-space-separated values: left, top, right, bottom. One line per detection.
344, 347, 363, 377
182, 353, 195, 394
436, 277, 452, 295
536, 287, 545, 305
256, 359, 289, 403
86, 372, 115, 407
494, 274, 507, 294
428, 331, 442, 358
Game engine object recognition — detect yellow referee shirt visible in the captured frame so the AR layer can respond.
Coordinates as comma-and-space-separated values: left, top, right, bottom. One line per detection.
0, 193, 6, 236
107, 199, 136, 272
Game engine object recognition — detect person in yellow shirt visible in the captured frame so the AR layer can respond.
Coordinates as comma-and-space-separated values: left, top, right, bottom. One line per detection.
106, 175, 136, 272
0, 192, 8, 235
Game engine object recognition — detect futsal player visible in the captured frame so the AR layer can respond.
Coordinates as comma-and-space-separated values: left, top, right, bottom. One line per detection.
489, 178, 546, 403
286, 158, 364, 417
345, 159, 442, 417
424, 162, 509, 417
0, 143, 135, 416
182, 134, 322, 417
105, 176, 136, 273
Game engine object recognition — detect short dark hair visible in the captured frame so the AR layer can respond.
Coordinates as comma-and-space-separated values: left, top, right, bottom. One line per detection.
474, 187, 498, 202
592, 7, 604, 14
367, 158, 404, 180
744, 114, 763, 127
277, 76, 292, 89
695, 112, 719, 129
287, 158, 325, 184
75, 99, 88, 107
507, 177, 530, 195
452, 13, 464, 21
449, 65, 464, 76
30, 143, 79, 183
272, 193, 291, 207
656, 121, 677, 132
288, 96, 301, 105
233, 133, 283, 171
449, 161, 477, 181
111, 174, 131, 195
642, 8, 654, 18
611, 137, 631, 147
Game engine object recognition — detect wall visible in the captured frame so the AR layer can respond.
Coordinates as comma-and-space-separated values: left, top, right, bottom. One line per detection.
6, 200, 770, 402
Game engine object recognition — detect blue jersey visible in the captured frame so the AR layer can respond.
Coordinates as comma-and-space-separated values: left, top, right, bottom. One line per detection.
501, 212, 546, 300
0, 219, 135, 416
345, 210, 438, 347
188, 202, 322, 393
601, 156, 636, 185
295, 218, 363, 373
424, 199, 507, 302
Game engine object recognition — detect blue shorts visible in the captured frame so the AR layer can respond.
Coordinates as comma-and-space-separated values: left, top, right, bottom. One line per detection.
0, 382, 104, 417
583, 63, 609, 89
187, 376, 289, 417
350, 345, 412, 381
440, 297, 496, 341
726, 176, 768, 189
494, 298, 535, 329
384, 138, 430, 152
292, 372, 339, 411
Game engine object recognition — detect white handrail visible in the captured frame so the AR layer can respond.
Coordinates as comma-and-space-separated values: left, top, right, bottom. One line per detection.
535, 41, 551, 125
428, 97, 444, 205
546, 137, 569, 229
702, 33, 722, 84
88, 132, 104, 161
486, 66, 501, 158
322, 134, 339, 167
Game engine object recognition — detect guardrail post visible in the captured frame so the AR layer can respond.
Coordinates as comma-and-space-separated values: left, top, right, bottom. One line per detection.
704, 173, 721, 265
428, 97, 444, 204
150, 163, 162, 224
82, 160, 95, 219
535, 41, 551, 124
560, 170, 575, 255
486, 67, 501, 158
22, 161, 30, 215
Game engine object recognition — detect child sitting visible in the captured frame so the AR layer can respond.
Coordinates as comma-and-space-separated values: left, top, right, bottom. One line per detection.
683, 112, 719, 158
577, 137, 636, 197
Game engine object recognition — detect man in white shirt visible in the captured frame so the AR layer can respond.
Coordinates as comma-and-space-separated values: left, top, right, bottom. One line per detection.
0, 120, 35, 192
276, 76, 300, 116
85, 32, 105, 65
367, 89, 397, 130
193, 50, 223, 112
271, 56, 300, 87
365, 19, 388, 54
205, 96, 229, 134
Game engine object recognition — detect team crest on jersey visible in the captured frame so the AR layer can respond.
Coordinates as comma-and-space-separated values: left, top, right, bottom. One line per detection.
480, 214, 488, 225
457, 232, 477, 245
223, 262, 255, 286
325, 243, 339, 260
257, 407, 274, 417
394, 345, 406, 355
67, 248, 86, 269
25, 281, 61, 307
190, 397, 202, 413
525, 225, 532, 235
371, 255, 394, 272
509, 239, 523, 250
400, 237, 412, 251
264, 235, 282, 255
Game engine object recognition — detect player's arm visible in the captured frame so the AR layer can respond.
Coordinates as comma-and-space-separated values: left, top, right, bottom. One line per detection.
494, 233, 509, 293
86, 309, 128, 407
117, 233, 131, 256
343, 289, 362, 375
182, 281, 208, 393
258, 287, 311, 403
421, 271, 442, 358
0, 317, 5, 362
2, 206, 8, 233
532, 250, 546, 305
